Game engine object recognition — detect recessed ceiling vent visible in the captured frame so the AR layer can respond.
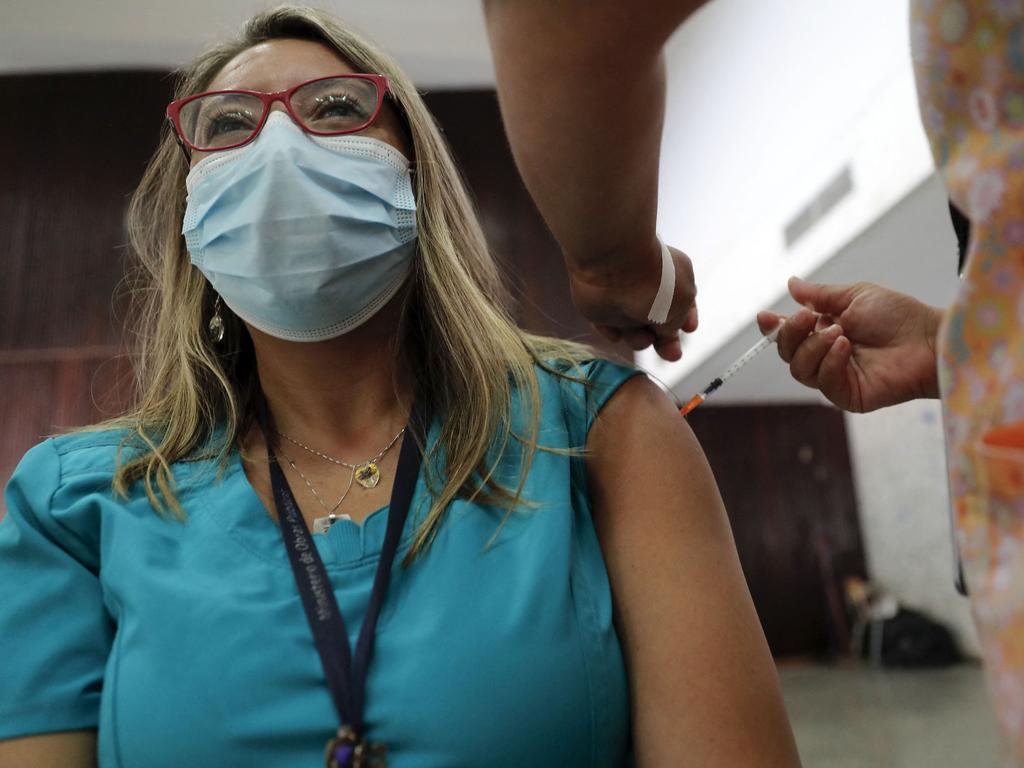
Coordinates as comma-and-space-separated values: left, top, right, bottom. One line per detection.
784, 165, 854, 249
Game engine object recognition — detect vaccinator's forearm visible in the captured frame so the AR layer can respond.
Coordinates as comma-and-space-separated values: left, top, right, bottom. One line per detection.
483, 1, 706, 279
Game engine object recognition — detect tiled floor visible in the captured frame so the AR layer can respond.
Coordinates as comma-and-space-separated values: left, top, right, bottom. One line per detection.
780, 663, 1000, 767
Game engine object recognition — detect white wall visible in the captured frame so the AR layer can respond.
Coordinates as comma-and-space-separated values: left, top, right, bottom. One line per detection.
846, 400, 980, 658
645, 0, 935, 389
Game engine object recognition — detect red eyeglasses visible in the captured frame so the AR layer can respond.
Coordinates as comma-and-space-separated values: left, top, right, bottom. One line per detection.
166, 73, 391, 154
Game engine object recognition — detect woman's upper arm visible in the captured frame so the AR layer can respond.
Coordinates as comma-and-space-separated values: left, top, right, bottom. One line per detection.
586, 375, 801, 767
0, 731, 97, 768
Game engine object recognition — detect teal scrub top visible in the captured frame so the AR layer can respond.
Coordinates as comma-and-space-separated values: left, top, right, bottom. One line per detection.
0, 360, 639, 767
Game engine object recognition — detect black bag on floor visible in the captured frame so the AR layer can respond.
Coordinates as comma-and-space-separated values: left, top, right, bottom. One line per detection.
877, 608, 962, 668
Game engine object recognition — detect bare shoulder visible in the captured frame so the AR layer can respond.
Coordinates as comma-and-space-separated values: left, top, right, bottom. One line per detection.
586, 374, 711, 493
584, 372, 729, 576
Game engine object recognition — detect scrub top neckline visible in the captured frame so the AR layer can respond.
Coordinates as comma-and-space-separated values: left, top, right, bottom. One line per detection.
195, 439, 422, 570
230, 443, 393, 532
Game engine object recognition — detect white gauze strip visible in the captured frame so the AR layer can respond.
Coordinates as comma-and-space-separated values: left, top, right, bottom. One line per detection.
647, 236, 675, 324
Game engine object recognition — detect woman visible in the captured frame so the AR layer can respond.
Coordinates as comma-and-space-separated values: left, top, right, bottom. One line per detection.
0, 7, 798, 767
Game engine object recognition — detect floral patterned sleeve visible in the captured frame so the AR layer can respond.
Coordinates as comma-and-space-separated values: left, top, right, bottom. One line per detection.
912, 0, 1024, 761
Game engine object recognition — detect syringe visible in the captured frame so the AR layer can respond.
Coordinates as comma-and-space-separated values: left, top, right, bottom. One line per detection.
679, 323, 784, 416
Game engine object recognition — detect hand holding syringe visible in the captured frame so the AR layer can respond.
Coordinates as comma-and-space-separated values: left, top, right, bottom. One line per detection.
679, 322, 785, 416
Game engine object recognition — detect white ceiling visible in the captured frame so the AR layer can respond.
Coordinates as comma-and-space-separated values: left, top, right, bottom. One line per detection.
0, 0, 496, 86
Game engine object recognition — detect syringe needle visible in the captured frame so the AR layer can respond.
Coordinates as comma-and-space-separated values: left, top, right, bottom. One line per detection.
679, 322, 784, 417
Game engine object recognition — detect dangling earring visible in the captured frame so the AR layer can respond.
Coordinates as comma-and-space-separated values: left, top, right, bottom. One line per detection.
208, 295, 225, 343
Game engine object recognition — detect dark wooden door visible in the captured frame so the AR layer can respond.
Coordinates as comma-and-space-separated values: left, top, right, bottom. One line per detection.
687, 404, 867, 658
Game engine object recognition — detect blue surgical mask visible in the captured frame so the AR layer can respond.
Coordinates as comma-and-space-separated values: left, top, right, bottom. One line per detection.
182, 111, 417, 342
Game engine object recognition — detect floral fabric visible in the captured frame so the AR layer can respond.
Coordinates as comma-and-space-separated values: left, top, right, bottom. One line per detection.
912, 0, 1024, 761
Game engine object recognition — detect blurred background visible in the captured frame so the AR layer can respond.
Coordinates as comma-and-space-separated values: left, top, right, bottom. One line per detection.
0, 0, 998, 764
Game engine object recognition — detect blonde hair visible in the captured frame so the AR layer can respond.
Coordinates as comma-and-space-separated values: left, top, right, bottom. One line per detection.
105, 5, 595, 558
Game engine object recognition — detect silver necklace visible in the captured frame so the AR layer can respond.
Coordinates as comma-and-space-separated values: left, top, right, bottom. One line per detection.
279, 450, 355, 535
280, 450, 355, 515
276, 426, 406, 490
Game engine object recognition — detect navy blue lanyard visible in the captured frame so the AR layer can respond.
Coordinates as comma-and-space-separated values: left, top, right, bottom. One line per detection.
257, 397, 426, 764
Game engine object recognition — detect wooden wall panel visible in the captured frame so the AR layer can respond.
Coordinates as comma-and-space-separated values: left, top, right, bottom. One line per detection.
1, 72, 174, 495
687, 404, 867, 658
0, 72, 170, 351
2, 364, 57, 471
0, 354, 134, 487
420, 89, 607, 346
